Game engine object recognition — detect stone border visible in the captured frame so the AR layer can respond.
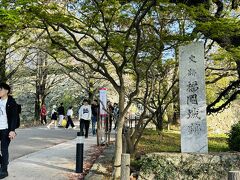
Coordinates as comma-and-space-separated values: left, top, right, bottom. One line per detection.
139, 152, 240, 180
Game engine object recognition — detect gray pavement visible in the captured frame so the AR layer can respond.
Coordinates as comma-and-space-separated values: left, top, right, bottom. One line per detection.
9, 126, 79, 161
7, 137, 97, 180
3, 123, 102, 180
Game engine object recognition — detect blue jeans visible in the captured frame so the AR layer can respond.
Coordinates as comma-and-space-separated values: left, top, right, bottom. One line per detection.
92, 116, 97, 135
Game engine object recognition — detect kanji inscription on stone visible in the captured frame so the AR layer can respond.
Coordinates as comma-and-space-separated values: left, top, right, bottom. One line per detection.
179, 42, 208, 153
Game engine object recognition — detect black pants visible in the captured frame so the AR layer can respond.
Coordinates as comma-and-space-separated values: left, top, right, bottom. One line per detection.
106, 116, 113, 132
80, 119, 90, 138
41, 115, 47, 124
66, 116, 75, 128
0, 129, 10, 171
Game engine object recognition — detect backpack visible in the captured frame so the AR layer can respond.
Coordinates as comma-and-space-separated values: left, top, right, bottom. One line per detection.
16, 104, 21, 128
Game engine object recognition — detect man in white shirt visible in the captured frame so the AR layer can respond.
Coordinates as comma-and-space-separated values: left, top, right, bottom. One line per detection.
0, 99, 8, 130
78, 99, 92, 138
0, 83, 18, 179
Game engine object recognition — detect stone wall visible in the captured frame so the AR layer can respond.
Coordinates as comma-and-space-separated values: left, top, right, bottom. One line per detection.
139, 152, 240, 180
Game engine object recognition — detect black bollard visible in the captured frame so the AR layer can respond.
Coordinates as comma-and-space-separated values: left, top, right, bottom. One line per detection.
76, 132, 84, 173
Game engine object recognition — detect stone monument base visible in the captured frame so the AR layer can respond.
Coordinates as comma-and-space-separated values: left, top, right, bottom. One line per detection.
139, 152, 240, 180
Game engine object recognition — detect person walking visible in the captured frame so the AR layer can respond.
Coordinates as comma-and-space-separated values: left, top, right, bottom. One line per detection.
78, 99, 92, 138
66, 106, 76, 129
57, 103, 65, 126
106, 100, 114, 132
47, 105, 58, 129
40, 103, 47, 125
0, 83, 18, 179
91, 100, 99, 135
113, 103, 119, 130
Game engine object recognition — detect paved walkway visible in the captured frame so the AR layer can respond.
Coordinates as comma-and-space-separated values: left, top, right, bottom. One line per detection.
7, 135, 98, 180
9, 126, 79, 161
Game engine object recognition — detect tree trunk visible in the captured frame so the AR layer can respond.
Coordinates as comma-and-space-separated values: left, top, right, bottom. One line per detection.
125, 128, 135, 154
35, 83, 46, 121
172, 48, 179, 125
113, 91, 125, 179
156, 121, 163, 131
156, 109, 164, 131
35, 81, 41, 122
88, 80, 94, 102
122, 132, 127, 154
0, 43, 7, 83
34, 51, 48, 122
0, 60, 7, 83
114, 119, 124, 179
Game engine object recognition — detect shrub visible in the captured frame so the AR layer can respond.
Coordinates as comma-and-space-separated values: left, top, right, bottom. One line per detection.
228, 121, 240, 151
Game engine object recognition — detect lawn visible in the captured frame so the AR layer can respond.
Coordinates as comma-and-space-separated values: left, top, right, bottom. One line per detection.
136, 129, 229, 154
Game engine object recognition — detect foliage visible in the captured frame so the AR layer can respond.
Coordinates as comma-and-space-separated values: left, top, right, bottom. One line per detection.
205, 47, 238, 112
1, 0, 240, 177
228, 121, 240, 151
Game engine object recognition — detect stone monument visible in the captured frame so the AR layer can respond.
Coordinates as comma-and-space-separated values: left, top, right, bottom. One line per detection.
179, 42, 208, 153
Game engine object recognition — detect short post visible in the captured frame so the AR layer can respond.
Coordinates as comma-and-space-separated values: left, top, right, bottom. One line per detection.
120, 153, 130, 180
76, 132, 84, 173
96, 114, 100, 146
228, 171, 240, 180
135, 116, 137, 128
122, 127, 127, 153
108, 129, 111, 145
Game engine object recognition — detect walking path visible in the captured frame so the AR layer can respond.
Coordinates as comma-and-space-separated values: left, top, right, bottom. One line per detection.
1, 120, 116, 180
7, 136, 97, 180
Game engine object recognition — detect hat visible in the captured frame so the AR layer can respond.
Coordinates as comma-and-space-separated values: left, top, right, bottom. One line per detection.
0, 83, 11, 94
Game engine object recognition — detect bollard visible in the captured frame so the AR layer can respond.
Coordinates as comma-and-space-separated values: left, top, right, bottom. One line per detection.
228, 171, 240, 180
120, 153, 130, 180
76, 132, 84, 173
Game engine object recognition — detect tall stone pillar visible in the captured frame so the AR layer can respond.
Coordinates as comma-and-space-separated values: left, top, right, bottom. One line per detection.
179, 42, 208, 153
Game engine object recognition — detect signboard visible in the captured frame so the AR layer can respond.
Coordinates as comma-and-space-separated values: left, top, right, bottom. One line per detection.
99, 88, 107, 116
179, 42, 208, 153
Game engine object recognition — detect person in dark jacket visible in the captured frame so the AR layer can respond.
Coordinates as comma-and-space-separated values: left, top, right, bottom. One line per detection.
0, 83, 18, 179
57, 103, 65, 126
106, 101, 114, 132
91, 100, 99, 135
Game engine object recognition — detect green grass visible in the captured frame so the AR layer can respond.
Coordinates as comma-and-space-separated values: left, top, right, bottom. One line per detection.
136, 129, 229, 154
208, 133, 229, 152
